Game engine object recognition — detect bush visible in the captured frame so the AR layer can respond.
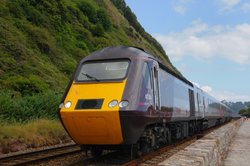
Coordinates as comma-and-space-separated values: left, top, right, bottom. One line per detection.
239, 106, 250, 117
61, 60, 76, 75
93, 37, 111, 50
23, 5, 47, 26
78, 1, 97, 23
24, 24, 51, 54
76, 41, 88, 50
4, 75, 49, 95
96, 9, 111, 31
7, 0, 24, 19
91, 23, 105, 37
0, 92, 62, 123
66, 5, 81, 23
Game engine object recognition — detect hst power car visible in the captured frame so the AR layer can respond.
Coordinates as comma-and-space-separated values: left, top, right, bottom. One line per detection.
58, 46, 232, 156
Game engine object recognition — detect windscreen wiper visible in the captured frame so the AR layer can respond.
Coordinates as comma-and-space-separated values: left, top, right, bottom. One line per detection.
82, 73, 100, 82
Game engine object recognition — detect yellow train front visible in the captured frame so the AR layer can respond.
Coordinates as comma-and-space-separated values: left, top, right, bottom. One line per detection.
58, 46, 159, 155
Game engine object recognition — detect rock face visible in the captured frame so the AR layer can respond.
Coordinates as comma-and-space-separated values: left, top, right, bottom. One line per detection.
159, 119, 243, 166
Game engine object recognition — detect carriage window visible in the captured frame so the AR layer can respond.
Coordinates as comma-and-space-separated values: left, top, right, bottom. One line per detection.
138, 63, 153, 108
159, 68, 174, 108
76, 60, 130, 81
142, 62, 152, 90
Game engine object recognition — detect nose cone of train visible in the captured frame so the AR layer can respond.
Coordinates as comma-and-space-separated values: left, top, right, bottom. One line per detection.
60, 110, 123, 144
59, 81, 126, 145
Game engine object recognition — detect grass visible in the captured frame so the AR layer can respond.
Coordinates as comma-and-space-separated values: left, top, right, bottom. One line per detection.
0, 119, 71, 154
0, 92, 71, 154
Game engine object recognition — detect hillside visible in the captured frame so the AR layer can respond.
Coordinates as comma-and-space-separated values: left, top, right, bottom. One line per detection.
0, 0, 180, 123
0, 0, 179, 96
222, 100, 250, 113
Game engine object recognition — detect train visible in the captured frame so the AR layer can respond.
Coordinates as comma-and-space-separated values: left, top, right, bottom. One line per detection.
58, 46, 232, 156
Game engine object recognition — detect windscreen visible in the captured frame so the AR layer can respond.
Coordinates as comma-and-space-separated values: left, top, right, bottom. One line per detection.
76, 60, 130, 81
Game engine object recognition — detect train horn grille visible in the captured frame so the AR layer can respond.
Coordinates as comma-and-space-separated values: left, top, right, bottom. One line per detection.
75, 99, 104, 109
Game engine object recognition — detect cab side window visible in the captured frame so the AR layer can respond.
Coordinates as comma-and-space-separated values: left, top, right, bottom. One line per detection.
139, 63, 153, 108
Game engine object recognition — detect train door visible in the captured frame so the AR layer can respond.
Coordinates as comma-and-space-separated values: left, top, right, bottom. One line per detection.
202, 96, 206, 118
152, 64, 160, 111
189, 89, 195, 117
198, 91, 205, 118
197, 91, 205, 118
197, 93, 200, 116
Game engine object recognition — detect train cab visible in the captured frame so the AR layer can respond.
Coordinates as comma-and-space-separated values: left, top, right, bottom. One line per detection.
58, 46, 159, 146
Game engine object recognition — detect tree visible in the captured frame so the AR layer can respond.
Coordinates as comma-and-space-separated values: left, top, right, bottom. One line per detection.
239, 105, 250, 117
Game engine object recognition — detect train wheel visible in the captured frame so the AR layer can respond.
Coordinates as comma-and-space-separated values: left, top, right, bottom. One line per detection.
90, 146, 103, 157
165, 127, 171, 144
130, 144, 140, 159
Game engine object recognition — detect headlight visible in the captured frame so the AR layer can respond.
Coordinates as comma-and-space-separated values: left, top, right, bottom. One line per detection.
119, 101, 129, 108
64, 101, 72, 108
108, 100, 118, 108
59, 103, 64, 108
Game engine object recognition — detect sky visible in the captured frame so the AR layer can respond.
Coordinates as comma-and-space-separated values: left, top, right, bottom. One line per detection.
125, 0, 250, 102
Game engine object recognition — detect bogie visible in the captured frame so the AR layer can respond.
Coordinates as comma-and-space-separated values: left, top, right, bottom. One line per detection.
90, 146, 103, 157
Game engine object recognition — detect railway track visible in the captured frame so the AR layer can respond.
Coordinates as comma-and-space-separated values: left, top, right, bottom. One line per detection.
124, 135, 199, 166
0, 122, 231, 166
75, 150, 131, 165
124, 122, 230, 166
73, 136, 197, 166
0, 143, 82, 166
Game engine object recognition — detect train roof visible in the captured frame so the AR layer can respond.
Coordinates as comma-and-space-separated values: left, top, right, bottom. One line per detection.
81, 46, 193, 87
78, 46, 231, 109
81, 46, 153, 61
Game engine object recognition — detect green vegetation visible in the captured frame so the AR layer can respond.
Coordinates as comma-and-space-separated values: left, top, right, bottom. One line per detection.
239, 105, 250, 117
111, 0, 166, 56
0, 119, 71, 153
0, 0, 179, 123
223, 101, 250, 113
0, 92, 61, 123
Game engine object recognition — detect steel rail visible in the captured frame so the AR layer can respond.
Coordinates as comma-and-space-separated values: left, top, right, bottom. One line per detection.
0, 143, 81, 166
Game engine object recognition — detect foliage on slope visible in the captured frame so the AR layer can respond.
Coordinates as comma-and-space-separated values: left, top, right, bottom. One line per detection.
0, 0, 178, 122
111, 0, 166, 56
239, 105, 250, 117
223, 101, 250, 113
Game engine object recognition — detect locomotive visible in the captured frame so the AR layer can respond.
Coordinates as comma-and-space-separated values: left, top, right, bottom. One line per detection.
58, 46, 232, 156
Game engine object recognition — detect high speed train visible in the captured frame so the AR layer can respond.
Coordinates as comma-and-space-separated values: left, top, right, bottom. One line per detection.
58, 46, 232, 156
